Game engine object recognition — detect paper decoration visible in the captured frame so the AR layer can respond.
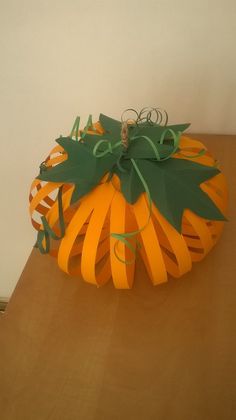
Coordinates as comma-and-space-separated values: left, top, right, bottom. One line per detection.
29, 108, 228, 288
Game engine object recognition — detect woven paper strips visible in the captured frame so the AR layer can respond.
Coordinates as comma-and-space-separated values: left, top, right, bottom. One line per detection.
29, 113, 228, 288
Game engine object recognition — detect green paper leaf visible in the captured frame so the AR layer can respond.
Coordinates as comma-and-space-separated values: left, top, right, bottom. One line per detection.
98, 114, 122, 144
114, 160, 144, 203
37, 137, 117, 196
99, 113, 121, 133
119, 158, 226, 231
124, 140, 174, 160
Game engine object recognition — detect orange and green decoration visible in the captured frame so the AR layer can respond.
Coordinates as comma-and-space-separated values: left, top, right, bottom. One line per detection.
29, 107, 228, 288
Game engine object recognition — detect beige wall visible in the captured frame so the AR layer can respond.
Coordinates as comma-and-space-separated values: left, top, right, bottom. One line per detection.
0, 0, 235, 297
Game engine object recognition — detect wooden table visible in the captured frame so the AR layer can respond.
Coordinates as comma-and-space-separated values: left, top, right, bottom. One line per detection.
0, 134, 236, 420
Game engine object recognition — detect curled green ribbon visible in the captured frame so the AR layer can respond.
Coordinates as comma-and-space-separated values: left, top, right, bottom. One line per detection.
93, 139, 121, 157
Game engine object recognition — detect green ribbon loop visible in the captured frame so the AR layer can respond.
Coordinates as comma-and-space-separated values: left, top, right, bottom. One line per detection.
112, 234, 141, 265
93, 139, 114, 157
116, 152, 128, 173
158, 128, 181, 160
93, 139, 121, 157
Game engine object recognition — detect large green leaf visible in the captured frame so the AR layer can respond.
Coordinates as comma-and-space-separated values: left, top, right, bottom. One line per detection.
115, 158, 226, 231
37, 137, 117, 202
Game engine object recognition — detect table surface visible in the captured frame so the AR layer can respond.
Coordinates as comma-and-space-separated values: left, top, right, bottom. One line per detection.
0, 134, 236, 420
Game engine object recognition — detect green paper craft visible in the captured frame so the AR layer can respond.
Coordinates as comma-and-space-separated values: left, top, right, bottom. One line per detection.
37, 113, 226, 233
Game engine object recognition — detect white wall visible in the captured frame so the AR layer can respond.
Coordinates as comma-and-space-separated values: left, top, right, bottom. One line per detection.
0, 0, 235, 297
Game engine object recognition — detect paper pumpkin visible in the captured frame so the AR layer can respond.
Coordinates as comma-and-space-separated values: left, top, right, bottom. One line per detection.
29, 108, 228, 288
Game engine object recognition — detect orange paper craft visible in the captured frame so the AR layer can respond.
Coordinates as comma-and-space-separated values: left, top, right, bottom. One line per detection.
29, 122, 228, 289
